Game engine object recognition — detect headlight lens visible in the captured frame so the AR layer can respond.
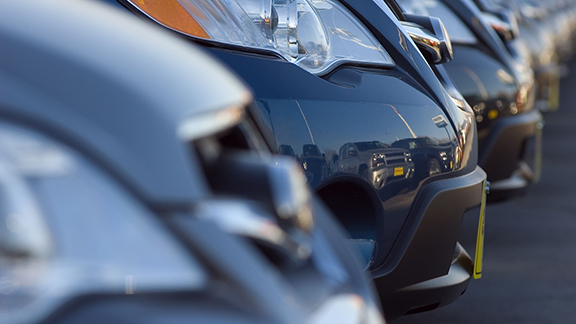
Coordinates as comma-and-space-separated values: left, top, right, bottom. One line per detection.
0, 123, 206, 323
371, 153, 385, 168
125, 0, 394, 74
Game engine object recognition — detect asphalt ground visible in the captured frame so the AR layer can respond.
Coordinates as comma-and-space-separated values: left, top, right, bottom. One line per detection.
394, 58, 576, 324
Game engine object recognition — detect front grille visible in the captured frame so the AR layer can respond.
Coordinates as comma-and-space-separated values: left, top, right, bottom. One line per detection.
385, 152, 408, 165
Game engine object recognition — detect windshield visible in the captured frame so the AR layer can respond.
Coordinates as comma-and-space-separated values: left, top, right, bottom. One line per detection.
354, 141, 389, 151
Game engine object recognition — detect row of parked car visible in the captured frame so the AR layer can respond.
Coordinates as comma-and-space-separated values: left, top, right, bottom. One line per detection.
1, 0, 574, 322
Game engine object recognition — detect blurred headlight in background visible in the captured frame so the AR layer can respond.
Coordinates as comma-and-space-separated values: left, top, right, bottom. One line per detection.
0, 123, 206, 324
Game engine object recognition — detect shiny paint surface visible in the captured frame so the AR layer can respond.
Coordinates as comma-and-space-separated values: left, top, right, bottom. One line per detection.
210, 46, 474, 267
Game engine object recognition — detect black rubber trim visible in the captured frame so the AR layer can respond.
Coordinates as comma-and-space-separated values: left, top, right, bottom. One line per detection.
378, 243, 473, 320
370, 166, 486, 321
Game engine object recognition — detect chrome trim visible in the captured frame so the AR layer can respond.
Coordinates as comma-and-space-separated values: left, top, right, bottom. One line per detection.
401, 17, 453, 64
177, 105, 246, 142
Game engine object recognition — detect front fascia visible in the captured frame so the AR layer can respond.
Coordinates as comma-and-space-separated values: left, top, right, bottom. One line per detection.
208, 47, 477, 269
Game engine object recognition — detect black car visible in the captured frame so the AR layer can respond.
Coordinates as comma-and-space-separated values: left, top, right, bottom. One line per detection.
396, 0, 544, 201
0, 0, 385, 323
103, 0, 488, 320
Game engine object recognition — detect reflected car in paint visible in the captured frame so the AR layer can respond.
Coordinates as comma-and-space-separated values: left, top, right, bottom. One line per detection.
335, 141, 415, 190
391, 136, 457, 178
300, 144, 329, 187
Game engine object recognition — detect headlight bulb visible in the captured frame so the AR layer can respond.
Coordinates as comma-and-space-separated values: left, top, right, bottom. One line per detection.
237, 0, 278, 37
273, 0, 299, 58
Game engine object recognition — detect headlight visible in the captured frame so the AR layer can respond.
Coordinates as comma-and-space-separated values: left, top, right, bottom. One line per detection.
123, 0, 394, 74
0, 123, 206, 323
405, 151, 411, 162
371, 153, 385, 168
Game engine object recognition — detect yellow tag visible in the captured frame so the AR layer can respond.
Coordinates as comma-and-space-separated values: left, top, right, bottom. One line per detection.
488, 110, 498, 120
548, 73, 560, 111
474, 181, 487, 279
394, 167, 403, 176
533, 123, 543, 183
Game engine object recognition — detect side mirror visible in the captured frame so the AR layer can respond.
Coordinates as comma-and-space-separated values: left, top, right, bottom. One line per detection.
482, 10, 519, 42
401, 15, 453, 64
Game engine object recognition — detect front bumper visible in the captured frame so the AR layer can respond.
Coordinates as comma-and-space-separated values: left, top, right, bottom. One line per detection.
389, 243, 472, 316
371, 166, 486, 321
478, 109, 543, 201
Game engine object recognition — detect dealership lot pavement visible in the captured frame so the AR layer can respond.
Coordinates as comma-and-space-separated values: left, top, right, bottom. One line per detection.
395, 59, 576, 324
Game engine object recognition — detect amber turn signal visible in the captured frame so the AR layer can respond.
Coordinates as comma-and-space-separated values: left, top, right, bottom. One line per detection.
127, 0, 209, 39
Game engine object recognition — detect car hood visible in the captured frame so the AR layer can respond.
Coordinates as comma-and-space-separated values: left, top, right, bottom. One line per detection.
0, 0, 252, 206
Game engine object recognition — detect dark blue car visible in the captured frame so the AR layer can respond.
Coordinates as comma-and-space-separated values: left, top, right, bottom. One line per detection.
103, 0, 488, 320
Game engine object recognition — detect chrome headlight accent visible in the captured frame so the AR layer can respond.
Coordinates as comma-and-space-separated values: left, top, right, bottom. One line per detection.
401, 17, 453, 64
